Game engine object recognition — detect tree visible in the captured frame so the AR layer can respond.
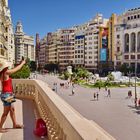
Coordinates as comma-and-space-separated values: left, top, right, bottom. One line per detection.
119, 64, 129, 75
44, 63, 59, 72
107, 73, 115, 81
30, 61, 36, 72
75, 68, 90, 79
11, 65, 30, 79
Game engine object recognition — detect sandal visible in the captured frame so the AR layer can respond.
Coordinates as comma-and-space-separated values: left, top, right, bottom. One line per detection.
13, 124, 24, 129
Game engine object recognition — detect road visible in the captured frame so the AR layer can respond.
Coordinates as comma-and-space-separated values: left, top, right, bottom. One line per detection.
37, 74, 140, 140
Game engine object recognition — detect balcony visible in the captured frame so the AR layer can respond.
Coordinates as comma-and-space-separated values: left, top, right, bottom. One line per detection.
0, 79, 115, 140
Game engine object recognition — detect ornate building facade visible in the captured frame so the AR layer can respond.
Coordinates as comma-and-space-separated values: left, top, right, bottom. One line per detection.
15, 21, 35, 64
0, 0, 15, 65
114, 7, 140, 72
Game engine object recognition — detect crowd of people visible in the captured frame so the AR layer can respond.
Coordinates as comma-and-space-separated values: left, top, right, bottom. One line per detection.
52, 81, 75, 95
51, 79, 113, 100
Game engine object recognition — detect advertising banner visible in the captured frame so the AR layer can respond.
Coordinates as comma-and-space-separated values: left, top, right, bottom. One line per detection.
100, 48, 107, 61
102, 28, 108, 48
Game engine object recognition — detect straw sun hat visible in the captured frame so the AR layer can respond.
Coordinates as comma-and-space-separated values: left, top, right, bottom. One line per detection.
0, 60, 10, 72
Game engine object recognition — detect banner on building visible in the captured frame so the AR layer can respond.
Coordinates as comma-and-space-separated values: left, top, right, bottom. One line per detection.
100, 27, 108, 61
100, 48, 107, 61
102, 28, 108, 48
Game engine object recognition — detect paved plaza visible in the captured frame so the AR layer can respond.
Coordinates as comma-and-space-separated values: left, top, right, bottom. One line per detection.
37, 74, 140, 140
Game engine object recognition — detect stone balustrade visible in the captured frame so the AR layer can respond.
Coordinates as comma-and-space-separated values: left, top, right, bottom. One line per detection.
12, 79, 116, 140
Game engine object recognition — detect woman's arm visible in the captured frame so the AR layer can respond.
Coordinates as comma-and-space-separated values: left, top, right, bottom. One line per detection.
6, 60, 26, 75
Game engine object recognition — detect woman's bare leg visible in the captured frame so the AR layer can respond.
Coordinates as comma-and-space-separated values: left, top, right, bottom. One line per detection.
0, 106, 10, 132
10, 105, 16, 127
10, 105, 23, 128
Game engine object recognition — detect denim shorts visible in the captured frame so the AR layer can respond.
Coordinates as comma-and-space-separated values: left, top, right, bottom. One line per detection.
0, 92, 16, 106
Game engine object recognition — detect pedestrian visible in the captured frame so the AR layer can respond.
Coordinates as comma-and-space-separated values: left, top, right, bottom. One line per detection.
105, 85, 108, 91
53, 82, 57, 93
135, 97, 137, 107
128, 90, 132, 98
52, 82, 56, 91
93, 92, 96, 100
96, 92, 99, 100
138, 98, 140, 107
55, 83, 57, 93
107, 89, 111, 97
0, 59, 26, 132
72, 83, 75, 95
98, 86, 101, 91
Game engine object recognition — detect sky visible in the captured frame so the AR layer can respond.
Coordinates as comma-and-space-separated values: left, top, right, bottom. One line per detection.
9, 0, 140, 39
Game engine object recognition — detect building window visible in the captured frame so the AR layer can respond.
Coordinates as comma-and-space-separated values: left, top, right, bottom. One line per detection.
89, 42, 92, 45
137, 32, 140, 52
117, 47, 120, 52
89, 37, 92, 40
124, 55, 129, 59
124, 34, 129, 52
117, 35, 120, 39
137, 55, 140, 59
94, 41, 98, 44
117, 62, 121, 65
131, 33, 136, 52
131, 55, 135, 59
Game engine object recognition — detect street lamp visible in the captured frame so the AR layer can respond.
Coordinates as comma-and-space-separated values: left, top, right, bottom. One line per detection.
131, 53, 137, 107
134, 60, 137, 107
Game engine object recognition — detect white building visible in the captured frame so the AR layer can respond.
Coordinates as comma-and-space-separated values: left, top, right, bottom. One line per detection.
85, 14, 108, 72
15, 21, 35, 63
74, 24, 87, 67
114, 7, 140, 72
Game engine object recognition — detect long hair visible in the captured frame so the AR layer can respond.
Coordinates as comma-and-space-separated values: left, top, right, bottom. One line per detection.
0, 68, 7, 82
0, 71, 3, 80
0, 71, 4, 82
